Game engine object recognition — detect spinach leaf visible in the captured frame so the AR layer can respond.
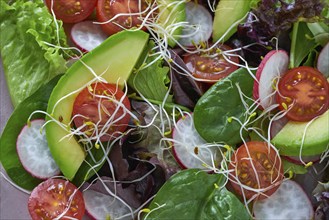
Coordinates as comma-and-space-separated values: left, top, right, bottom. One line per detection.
0, 75, 61, 190
144, 169, 251, 220
0, 0, 68, 106
289, 22, 318, 68
193, 68, 254, 146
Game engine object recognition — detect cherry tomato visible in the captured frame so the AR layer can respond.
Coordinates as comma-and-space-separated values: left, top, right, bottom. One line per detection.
72, 83, 131, 142
45, 0, 97, 23
28, 179, 85, 220
229, 141, 284, 200
96, 0, 153, 35
276, 66, 329, 122
183, 44, 239, 83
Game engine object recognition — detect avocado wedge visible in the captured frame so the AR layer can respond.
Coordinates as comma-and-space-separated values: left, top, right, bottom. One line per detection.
271, 110, 329, 156
45, 30, 149, 180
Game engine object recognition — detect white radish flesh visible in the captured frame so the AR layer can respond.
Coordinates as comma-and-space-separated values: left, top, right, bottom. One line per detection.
16, 119, 60, 179
83, 189, 133, 220
178, 2, 213, 46
172, 113, 221, 169
71, 20, 108, 52
317, 42, 329, 77
253, 50, 289, 109
253, 179, 314, 220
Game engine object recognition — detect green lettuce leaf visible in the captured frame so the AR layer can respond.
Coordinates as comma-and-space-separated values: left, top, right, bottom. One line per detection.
128, 42, 172, 102
144, 169, 251, 220
0, 0, 68, 107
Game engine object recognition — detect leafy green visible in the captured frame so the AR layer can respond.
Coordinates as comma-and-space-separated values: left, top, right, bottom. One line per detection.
289, 22, 319, 68
307, 22, 329, 46
0, 75, 62, 190
144, 169, 251, 220
128, 42, 172, 103
193, 68, 255, 146
0, 0, 68, 107
282, 159, 308, 175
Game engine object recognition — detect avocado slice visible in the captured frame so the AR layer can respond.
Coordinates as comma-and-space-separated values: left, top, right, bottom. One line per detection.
271, 110, 329, 156
45, 30, 149, 180
212, 0, 251, 42
156, 0, 186, 47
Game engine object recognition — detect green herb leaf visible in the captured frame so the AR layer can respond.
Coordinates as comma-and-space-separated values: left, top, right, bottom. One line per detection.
144, 169, 251, 220
0, 0, 69, 107
193, 68, 255, 146
0, 75, 61, 190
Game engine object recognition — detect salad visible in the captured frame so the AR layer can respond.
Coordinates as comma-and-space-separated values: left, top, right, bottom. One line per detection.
0, 0, 328, 219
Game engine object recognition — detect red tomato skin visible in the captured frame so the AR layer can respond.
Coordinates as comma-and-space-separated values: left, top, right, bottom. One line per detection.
45, 0, 97, 23
72, 83, 131, 142
183, 44, 239, 83
229, 141, 284, 200
276, 66, 329, 122
28, 179, 85, 220
96, 0, 151, 35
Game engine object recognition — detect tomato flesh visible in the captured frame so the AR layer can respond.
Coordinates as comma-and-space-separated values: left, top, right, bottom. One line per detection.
72, 83, 131, 142
183, 44, 239, 83
229, 141, 284, 200
276, 66, 329, 122
96, 0, 153, 35
28, 179, 85, 220
45, 0, 97, 23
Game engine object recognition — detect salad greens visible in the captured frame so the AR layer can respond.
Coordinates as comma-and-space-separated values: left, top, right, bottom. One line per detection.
0, 0, 68, 107
0, 0, 328, 219
144, 169, 251, 220
0, 75, 61, 190
193, 68, 255, 146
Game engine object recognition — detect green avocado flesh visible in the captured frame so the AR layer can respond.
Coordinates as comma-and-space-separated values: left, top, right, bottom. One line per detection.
157, 0, 186, 47
271, 110, 329, 156
45, 30, 149, 180
212, 0, 251, 42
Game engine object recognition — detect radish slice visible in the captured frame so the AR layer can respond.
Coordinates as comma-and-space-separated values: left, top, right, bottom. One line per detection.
172, 113, 222, 169
83, 189, 133, 220
253, 50, 289, 109
71, 20, 108, 52
178, 1, 212, 46
16, 119, 60, 179
253, 179, 314, 220
317, 42, 329, 77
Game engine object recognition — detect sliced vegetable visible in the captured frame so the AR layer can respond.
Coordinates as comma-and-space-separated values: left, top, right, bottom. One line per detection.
172, 113, 221, 169
16, 119, 60, 179
276, 66, 329, 122
271, 109, 329, 156
144, 169, 251, 220
317, 42, 329, 77
28, 178, 85, 220
229, 141, 284, 200
178, 1, 212, 46
71, 20, 108, 52
253, 50, 289, 109
0, 75, 61, 190
183, 44, 239, 83
72, 82, 131, 142
84, 189, 133, 220
253, 180, 314, 220
45, 0, 97, 23
96, 0, 152, 35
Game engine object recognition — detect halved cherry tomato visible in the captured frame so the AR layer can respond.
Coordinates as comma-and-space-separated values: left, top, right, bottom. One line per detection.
96, 0, 154, 35
229, 141, 284, 200
45, 0, 97, 23
183, 44, 239, 83
276, 66, 329, 122
28, 179, 85, 220
72, 83, 131, 142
